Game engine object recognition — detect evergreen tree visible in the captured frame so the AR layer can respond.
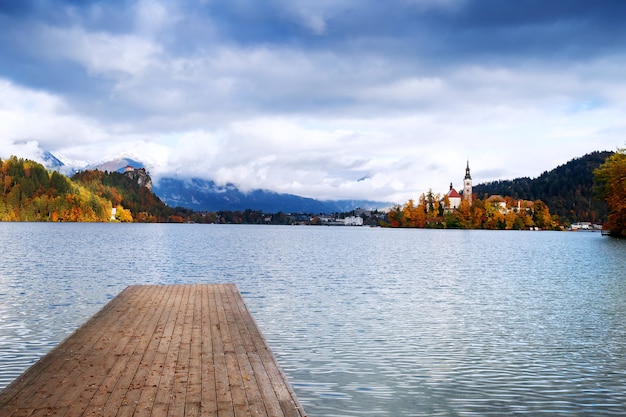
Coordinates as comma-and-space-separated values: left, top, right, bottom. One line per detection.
473, 151, 611, 223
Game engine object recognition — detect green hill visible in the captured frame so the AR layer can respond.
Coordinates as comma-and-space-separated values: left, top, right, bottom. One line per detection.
72, 169, 167, 222
473, 151, 612, 224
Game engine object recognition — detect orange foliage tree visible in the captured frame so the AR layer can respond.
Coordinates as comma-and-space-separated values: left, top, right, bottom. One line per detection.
594, 148, 626, 236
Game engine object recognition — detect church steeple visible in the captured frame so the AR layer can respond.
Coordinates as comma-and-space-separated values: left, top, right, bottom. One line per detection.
463, 160, 472, 205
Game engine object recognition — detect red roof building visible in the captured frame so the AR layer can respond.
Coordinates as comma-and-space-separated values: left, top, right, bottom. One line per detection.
443, 183, 462, 210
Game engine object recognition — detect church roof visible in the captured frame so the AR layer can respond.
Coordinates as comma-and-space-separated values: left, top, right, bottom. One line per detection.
448, 188, 462, 198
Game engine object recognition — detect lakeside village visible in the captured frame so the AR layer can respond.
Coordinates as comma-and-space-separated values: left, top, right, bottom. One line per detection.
291, 162, 602, 231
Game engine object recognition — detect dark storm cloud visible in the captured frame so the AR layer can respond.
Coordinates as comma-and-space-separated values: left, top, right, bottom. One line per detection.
445, 1, 626, 61
2, 0, 625, 99
185, 0, 626, 60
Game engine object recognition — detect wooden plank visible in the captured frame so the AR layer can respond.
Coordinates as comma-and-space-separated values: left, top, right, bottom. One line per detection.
2, 286, 153, 417
153, 284, 189, 414
64, 285, 165, 417
130, 285, 184, 417
0, 284, 306, 417
217, 284, 250, 417
212, 285, 235, 417
223, 285, 269, 417
113, 285, 176, 417
82, 285, 169, 416
200, 284, 218, 416
185, 284, 203, 417
227, 286, 306, 417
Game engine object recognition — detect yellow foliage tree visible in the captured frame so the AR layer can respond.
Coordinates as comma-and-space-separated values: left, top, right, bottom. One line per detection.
115, 205, 134, 222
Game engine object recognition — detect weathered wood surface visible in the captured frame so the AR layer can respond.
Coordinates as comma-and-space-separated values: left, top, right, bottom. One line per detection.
0, 284, 306, 417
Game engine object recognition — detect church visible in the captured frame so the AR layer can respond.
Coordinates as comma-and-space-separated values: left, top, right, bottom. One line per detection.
443, 161, 472, 210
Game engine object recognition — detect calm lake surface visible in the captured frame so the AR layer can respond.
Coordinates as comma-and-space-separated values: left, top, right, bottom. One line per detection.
1, 223, 626, 416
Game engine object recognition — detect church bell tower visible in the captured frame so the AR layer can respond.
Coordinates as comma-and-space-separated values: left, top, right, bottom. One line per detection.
463, 160, 472, 205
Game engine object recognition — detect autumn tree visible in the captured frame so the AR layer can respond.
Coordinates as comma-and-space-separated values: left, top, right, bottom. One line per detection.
504, 210, 518, 230
594, 148, 626, 236
115, 205, 133, 222
458, 198, 471, 225
531, 200, 553, 230
386, 206, 404, 227
412, 200, 427, 227
402, 199, 418, 227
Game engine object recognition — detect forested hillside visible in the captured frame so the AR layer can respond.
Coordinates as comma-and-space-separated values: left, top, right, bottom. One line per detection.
0, 156, 113, 221
473, 151, 612, 224
0, 156, 202, 222
72, 170, 171, 222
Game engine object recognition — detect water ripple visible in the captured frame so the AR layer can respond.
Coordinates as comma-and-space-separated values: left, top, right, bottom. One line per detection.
2, 225, 626, 416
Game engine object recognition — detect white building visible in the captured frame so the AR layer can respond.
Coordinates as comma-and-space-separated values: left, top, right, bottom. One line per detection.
445, 183, 462, 210
343, 216, 364, 226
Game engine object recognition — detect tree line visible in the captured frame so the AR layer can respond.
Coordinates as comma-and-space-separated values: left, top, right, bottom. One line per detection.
473, 151, 612, 224
2, 151, 624, 234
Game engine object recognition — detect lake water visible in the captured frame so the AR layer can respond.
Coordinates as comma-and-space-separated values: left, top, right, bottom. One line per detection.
1, 223, 626, 416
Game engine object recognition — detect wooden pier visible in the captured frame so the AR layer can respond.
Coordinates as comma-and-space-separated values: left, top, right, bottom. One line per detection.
0, 284, 306, 417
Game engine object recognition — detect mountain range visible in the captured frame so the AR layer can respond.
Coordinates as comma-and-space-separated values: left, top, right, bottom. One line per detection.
37, 151, 612, 220
40, 154, 392, 213
153, 177, 389, 213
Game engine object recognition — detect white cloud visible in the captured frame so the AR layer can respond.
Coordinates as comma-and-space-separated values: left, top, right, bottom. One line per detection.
1, 1, 625, 205
0, 80, 107, 150
41, 25, 162, 80
0, 140, 44, 162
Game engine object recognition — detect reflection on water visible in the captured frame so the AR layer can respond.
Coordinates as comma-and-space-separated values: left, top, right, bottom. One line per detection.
1, 223, 626, 416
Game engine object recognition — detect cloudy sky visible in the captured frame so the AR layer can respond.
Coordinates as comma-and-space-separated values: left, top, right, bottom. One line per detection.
1, 0, 624, 203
